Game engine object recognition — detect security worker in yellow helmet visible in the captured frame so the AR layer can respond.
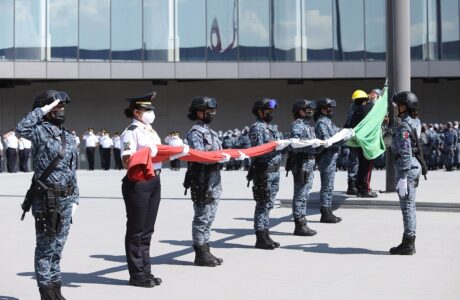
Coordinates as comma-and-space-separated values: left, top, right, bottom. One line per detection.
346, 90, 378, 198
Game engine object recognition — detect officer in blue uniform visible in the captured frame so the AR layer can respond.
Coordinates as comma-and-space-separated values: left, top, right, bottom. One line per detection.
314, 98, 343, 223
120, 91, 163, 287
16, 90, 78, 300
185, 96, 224, 267
390, 91, 423, 255
248, 98, 282, 250
289, 99, 318, 236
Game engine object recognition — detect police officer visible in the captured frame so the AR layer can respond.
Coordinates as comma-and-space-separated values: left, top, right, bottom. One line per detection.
2, 129, 19, 173
222, 130, 234, 170
315, 98, 343, 223
238, 126, 251, 170
82, 128, 98, 170
18, 136, 32, 172
348, 90, 377, 198
99, 130, 113, 170
185, 96, 224, 267
16, 90, 79, 299
112, 132, 123, 170
442, 122, 457, 171
390, 91, 423, 255
120, 91, 163, 287
289, 99, 318, 236
249, 98, 283, 249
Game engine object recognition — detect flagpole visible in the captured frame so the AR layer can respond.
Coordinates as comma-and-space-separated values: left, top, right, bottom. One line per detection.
386, 0, 411, 192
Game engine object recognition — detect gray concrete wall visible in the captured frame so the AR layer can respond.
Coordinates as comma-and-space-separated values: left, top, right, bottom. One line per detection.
0, 78, 458, 140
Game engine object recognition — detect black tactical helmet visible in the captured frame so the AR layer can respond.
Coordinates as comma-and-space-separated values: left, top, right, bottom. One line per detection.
189, 96, 217, 112
292, 99, 316, 115
252, 98, 277, 116
316, 98, 336, 109
32, 90, 70, 109
392, 91, 418, 110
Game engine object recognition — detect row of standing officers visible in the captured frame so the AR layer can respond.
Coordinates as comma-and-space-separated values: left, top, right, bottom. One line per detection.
15, 89, 423, 299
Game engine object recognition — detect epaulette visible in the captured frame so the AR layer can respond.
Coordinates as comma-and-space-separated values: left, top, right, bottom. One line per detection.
127, 124, 138, 131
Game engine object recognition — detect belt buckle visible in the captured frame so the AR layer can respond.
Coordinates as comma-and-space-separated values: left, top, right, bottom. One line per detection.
154, 169, 161, 176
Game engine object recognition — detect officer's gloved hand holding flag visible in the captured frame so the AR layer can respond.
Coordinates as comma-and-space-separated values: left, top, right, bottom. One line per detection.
323, 128, 356, 147
290, 138, 324, 148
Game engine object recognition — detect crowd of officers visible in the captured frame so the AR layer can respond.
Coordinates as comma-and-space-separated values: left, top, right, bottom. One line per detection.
5, 87, 435, 298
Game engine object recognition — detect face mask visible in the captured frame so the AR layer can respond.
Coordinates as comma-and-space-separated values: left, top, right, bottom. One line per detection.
203, 112, 215, 124
326, 108, 334, 117
303, 110, 314, 120
263, 112, 274, 123
48, 110, 65, 125
142, 110, 155, 124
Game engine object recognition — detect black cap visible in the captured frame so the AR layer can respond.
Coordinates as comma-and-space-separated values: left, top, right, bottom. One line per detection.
126, 91, 156, 110
292, 99, 316, 114
316, 98, 336, 109
33, 90, 70, 109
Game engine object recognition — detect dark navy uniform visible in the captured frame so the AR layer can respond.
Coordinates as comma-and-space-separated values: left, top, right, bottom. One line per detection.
16, 90, 78, 299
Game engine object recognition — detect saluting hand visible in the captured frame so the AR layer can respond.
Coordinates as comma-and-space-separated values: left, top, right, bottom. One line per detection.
40, 99, 61, 115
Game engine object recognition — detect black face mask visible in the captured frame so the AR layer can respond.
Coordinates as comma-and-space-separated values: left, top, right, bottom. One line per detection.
302, 110, 314, 120
202, 112, 215, 124
326, 108, 334, 117
263, 112, 274, 123
48, 110, 66, 125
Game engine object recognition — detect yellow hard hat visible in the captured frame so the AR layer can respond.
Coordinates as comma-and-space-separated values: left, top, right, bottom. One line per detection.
351, 90, 368, 100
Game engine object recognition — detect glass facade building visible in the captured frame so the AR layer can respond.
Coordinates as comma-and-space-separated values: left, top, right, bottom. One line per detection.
1, 0, 459, 62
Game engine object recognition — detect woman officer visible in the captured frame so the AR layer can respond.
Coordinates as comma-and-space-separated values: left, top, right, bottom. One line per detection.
120, 91, 163, 287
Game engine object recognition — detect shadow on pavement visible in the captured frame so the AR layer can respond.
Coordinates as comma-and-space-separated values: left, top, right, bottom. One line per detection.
0, 296, 20, 300
282, 243, 388, 255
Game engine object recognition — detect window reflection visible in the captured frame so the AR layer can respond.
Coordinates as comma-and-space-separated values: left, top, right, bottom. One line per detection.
177, 0, 206, 61
333, 0, 365, 61
440, 0, 460, 59
0, 0, 14, 60
364, 0, 386, 61
79, 0, 110, 61
112, 0, 142, 61
144, 0, 175, 62
272, 0, 301, 61
207, 0, 238, 61
15, 0, 47, 61
49, 0, 78, 61
410, 0, 428, 60
239, 0, 270, 61
303, 0, 333, 61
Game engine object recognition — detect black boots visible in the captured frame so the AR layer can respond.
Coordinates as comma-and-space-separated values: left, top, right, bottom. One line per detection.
390, 235, 416, 255
346, 180, 358, 195
255, 230, 276, 250
357, 190, 378, 198
39, 285, 56, 300
320, 206, 342, 223
294, 218, 317, 236
52, 282, 66, 300
205, 243, 223, 265
263, 228, 280, 248
194, 244, 220, 267
145, 273, 163, 286
129, 274, 156, 288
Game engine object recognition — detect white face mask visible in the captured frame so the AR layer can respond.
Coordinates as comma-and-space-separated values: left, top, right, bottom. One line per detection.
141, 110, 155, 124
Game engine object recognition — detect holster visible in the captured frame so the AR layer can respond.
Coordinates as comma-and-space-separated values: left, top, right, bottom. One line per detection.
35, 210, 63, 237
189, 163, 220, 205
251, 163, 271, 203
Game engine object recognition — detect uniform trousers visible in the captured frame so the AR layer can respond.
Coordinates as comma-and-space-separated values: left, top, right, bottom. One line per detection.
355, 147, 375, 193
6, 147, 17, 173
86, 147, 95, 170
113, 148, 123, 170
122, 175, 161, 277
101, 148, 111, 170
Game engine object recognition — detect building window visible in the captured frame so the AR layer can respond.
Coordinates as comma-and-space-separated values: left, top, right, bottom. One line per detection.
14, 0, 47, 61
49, 0, 78, 61
410, 0, 428, 60
0, 0, 14, 60
144, 0, 175, 62
239, 0, 270, 61
439, 0, 460, 59
111, 0, 142, 61
176, 0, 206, 61
333, 0, 365, 61
271, 0, 301, 62
207, 0, 238, 61
79, 0, 110, 61
364, 0, 386, 61
303, 0, 333, 61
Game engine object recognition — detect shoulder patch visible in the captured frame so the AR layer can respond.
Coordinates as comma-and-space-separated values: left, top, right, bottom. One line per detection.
127, 124, 137, 131
402, 131, 410, 140
123, 141, 131, 151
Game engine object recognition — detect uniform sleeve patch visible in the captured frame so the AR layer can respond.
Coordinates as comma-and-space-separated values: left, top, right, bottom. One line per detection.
402, 131, 410, 140
123, 141, 131, 151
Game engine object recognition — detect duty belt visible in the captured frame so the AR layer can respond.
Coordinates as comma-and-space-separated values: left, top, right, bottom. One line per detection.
51, 186, 75, 198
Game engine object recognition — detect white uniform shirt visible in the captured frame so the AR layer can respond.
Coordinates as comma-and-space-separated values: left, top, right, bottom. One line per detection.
74, 135, 80, 147
100, 135, 113, 149
113, 136, 121, 149
4, 134, 19, 149
83, 132, 98, 147
22, 138, 32, 149
121, 119, 162, 170
0, 141, 4, 151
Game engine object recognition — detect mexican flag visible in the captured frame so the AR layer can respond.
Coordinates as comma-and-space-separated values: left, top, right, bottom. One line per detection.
346, 86, 388, 160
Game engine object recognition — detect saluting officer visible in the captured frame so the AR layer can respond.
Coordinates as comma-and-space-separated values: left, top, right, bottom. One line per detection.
82, 128, 98, 170
186, 96, 224, 267
289, 100, 318, 236
249, 98, 282, 250
2, 129, 19, 173
16, 90, 79, 299
315, 98, 343, 223
390, 91, 423, 255
120, 91, 163, 287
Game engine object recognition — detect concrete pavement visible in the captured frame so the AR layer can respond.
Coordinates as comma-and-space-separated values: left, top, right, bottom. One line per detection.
0, 169, 459, 299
